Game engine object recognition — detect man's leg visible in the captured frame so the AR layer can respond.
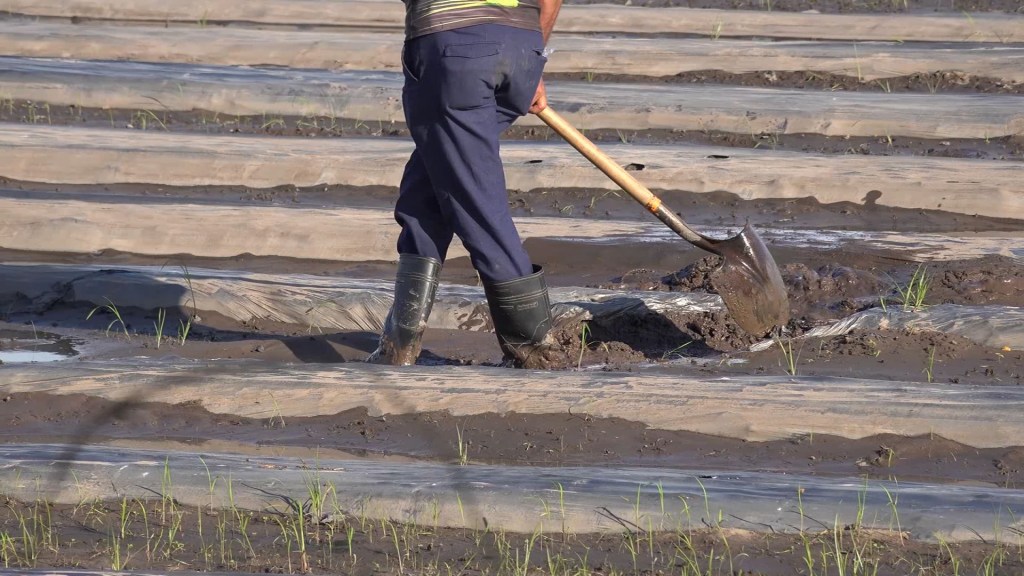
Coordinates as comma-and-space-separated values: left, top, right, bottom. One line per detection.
368, 37, 459, 366
388, 24, 559, 367
400, 25, 545, 284
395, 149, 454, 263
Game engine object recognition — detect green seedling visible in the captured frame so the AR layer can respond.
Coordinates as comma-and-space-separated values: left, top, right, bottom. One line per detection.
86, 298, 131, 339
108, 531, 128, 570
854, 44, 863, 82
710, 21, 724, 39
855, 478, 868, 530
881, 483, 903, 544
132, 109, 168, 131
0, 531, 17, 567
456, 425, 469, 466
199, 456, 218, 508
554, 482, 567, 536
177, 318, 192, 346
881, 445, 896, 467
346, 525, 356, 561
260, 117, 286, 130
661, 341, 692, 361
176, 264, 198, 345
889, 264, 930, 310
774, 336, 800, 376
267, 392, 286, 429
939, 539, 963, 576
153, 308, 166, 349
923, 346, 936, 383
577, 323, 592, 369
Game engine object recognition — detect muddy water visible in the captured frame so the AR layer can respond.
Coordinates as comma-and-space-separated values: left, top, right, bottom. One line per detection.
0, 327, 77, 364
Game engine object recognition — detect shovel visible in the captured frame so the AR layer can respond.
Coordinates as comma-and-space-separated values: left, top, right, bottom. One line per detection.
535, 106, 790, 336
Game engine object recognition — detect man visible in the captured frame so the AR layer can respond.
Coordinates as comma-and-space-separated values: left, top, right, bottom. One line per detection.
367, 0, 563, 368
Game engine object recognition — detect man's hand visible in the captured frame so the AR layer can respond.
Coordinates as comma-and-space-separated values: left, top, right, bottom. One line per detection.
529, 78, 547, 114
531, 0, 560, 115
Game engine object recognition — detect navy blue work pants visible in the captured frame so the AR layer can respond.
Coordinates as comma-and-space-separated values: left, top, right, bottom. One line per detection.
395, 24, 547, 283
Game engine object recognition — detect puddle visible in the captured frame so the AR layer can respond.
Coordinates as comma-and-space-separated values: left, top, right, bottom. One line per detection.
0, 328, 78, 364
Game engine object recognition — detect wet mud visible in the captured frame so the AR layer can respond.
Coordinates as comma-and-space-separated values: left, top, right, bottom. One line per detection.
1, 240, 1021, 380
2, 392, 1022, 488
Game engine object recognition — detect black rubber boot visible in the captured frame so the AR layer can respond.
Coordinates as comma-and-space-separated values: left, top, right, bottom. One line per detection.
483, 266, 559, 369
366, 254, 442, 366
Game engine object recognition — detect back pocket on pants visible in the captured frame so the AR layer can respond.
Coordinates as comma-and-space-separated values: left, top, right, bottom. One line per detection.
440, 42, 503, 111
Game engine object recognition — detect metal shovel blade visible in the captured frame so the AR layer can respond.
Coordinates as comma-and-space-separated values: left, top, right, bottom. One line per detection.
704, 223, 790, 336
534, 107, 790, 335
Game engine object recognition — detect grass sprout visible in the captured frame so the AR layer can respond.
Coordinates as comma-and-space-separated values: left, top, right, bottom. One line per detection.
0, 485, 1016, 575
577, 323, 592, 369
153, 308, 166, 349
889, 264, 931, 311
86, 298, 131, 339
456, 425, 469, 466
923, 346, 937, 383
178, 264, 198, 345
774, 336, 800, 376
711, 21, 724, 39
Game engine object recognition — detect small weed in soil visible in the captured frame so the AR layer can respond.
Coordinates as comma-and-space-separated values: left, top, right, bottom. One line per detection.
1, 493, 1021, 574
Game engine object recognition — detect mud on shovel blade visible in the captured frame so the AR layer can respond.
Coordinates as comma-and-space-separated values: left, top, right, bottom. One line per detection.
535, 107, 789, 335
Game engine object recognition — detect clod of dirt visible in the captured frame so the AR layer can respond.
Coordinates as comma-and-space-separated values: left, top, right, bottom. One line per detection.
664, 256, 721, 292
781, 262, 884, 322
932, 255, 1024, 305
524, 321, 647, 370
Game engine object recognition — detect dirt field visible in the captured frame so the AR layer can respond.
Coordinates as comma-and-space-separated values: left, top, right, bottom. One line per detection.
1, 0, 1023, 573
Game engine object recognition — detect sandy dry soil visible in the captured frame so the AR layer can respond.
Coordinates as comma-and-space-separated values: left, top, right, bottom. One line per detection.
1, 0, 1024, 572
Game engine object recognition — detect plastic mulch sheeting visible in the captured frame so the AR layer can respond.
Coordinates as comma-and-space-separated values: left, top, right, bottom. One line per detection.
2, 444, 1022, 542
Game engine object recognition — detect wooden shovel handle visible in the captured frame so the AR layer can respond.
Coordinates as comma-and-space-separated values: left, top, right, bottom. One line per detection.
534, 107, 708, 248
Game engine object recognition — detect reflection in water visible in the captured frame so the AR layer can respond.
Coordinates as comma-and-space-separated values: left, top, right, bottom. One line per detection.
0, 349, 70, 363
0, 329, 78, 364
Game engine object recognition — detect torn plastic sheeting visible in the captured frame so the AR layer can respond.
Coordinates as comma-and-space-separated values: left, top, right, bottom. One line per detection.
751, 304, 1024, 351
1, 263, 722, 333
2, 443, 1022, 542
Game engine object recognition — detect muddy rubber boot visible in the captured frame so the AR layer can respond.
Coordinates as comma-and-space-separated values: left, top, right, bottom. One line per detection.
483, 266, 562, 369
366, 254, 442, 366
